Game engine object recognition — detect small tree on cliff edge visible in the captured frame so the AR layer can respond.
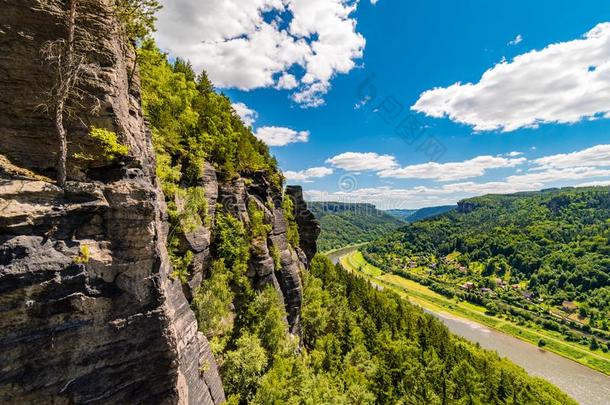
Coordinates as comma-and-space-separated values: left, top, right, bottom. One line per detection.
41, 0, 89, 187
41, 0, 160, 187
114, 0, 161, 88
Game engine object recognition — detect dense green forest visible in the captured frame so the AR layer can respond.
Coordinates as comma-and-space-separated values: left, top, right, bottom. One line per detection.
308, 202, 405, 251
366, 188, 610, 354
253, 255, 575, 404
387, 205, 456, 223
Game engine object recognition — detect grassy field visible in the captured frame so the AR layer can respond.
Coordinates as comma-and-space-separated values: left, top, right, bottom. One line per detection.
339, 251, 610, 376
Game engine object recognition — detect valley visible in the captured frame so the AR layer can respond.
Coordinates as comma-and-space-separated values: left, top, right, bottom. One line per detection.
333, 248, 610, 405
325, 187, 610, 402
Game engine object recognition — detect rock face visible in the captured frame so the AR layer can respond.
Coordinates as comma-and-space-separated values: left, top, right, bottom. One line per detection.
286, 186, 321, 264
0, 1, 320, 403
0, 1, 224, 403
206, 175, 313, 334
457, 200, 477, 214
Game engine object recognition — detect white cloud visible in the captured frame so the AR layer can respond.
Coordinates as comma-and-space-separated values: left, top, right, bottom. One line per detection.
292, 81, 330, 108
506, 151, 523, 157
507, 167, 610, 184
508, 34, 523, 46
506, 144, 610, 186
304, 144, 610, 208
326, 152, 399, 172
412, 23, 610, 131
378, 155, 526, 181
275, 73, 299, 90
576, 180, 610, 187
284, 166, 333, 182
533, 144, 610, 169
254, 126, 309, 146
232, 102, 258, 127
303, 178, 542, 209
156, 0, 365, 107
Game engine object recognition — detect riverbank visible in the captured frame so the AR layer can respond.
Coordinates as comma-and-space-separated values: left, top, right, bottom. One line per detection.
339, 251, 610, 376
322, 242, 369, 256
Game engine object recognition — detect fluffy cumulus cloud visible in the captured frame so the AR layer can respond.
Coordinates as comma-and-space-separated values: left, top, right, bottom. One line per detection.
533, 144, 610, 169
326, 152, 398, 172
254, 126, 309, 146
156, 0, 365, 107
378, 155, 526, 181
303, 179, 542, 209
306, 144, 610, 208
284, 166, 334, 182
231, 102, 258, 127
412, 23, 610, 131
507, 167, 610, 184
326, 152, 525, 181
577, 180, 610, 187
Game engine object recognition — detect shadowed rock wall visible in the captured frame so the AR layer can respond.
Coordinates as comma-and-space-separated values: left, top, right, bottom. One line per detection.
0, 1, 223, 403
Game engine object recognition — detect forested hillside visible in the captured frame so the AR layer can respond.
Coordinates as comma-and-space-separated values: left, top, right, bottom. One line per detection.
366, 187, 610, 364
386, 205, 455, 222
308, 202, 404, 251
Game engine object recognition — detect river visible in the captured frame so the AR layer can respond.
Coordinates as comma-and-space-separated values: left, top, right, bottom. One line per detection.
327, 246, 610, 405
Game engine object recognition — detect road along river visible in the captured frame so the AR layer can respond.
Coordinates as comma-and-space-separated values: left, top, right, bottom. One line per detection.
327, 247, 610, 405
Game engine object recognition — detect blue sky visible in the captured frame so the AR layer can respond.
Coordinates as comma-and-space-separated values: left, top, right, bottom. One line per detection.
156, 0, 610, 208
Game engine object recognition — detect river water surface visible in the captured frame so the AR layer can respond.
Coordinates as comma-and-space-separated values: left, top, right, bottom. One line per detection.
327, 247, 610, 405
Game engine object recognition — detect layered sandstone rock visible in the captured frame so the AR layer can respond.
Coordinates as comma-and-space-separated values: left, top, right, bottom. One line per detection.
0, 1, 223, 403
286, 185, 321, 264
0, 2, 320, 403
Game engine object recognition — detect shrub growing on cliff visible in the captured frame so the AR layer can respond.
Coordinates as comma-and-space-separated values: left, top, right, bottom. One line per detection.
193, 260, 234, 337
73, 127, 129, 163
179, 186, 208, 232
215, 212, 249, 271
248, 200, 272, 240
169, 249, 192, 285
282, 195, 300, 248
73, 244, 91, 264
270, 245, 282, 271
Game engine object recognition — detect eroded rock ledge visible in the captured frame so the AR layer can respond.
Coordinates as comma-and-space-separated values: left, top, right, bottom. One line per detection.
0, 1, 223, 403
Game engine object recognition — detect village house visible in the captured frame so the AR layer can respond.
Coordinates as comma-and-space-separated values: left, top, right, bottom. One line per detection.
562, 300, 577, 313
495, 278, 506, 288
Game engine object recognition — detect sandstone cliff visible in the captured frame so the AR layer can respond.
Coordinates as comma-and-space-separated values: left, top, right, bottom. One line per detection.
0, 0, 225, 403
0, 0, 319, 404
0, 1, 319, 403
